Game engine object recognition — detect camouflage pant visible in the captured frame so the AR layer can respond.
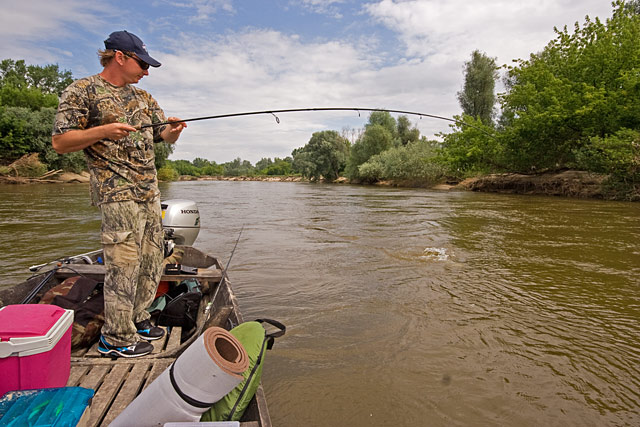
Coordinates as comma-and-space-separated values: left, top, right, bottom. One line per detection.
99, 198, 163, 346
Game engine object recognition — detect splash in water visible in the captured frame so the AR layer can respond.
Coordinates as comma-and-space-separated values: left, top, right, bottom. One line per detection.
421, 247, 449, 261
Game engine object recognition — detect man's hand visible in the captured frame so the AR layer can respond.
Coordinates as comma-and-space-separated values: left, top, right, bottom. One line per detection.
161, 117, 187, 144
52, 122, 138, 154
103, 122, 138, 140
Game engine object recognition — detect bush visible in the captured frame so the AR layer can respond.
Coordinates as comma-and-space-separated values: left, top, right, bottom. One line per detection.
358, 139, 446, 185
574, 129, 640, 200
574, 129, 639, 177
157, 165, 179, 181
42, 147, 86, 173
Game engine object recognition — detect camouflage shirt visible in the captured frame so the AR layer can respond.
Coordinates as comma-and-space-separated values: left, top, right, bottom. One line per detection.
53, 74, 168, 206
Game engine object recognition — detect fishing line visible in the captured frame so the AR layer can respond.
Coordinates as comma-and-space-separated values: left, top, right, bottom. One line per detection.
211, 225, 244, 305
140, 107, 495, 138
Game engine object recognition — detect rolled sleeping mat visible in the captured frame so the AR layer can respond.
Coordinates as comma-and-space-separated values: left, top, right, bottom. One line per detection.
111, 327, 248, 427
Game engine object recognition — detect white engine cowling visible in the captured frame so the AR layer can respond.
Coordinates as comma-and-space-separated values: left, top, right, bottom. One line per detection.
161, 199, 200, 246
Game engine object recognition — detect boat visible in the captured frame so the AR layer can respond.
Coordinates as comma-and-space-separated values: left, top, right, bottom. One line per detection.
0, 201, 272, 427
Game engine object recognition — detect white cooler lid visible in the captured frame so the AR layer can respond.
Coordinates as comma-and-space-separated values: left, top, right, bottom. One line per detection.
0, 305, 74, 358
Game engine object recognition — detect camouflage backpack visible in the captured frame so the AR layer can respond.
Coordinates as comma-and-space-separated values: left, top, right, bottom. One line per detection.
39, 276, 105, 349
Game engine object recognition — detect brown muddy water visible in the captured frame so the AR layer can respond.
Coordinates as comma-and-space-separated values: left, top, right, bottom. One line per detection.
0, 181, 638, 426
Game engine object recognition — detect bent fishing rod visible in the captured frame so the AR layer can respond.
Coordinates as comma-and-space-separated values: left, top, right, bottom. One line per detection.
140, 107, 495, 138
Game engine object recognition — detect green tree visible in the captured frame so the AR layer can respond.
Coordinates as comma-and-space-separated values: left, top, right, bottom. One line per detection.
457, 50, 498, 126
499, 1, 640, 171
223, 158, 255, 176
0, 85, 58, 109
367, 111, 397, 137
625, 0, 640, 13
201, 162, 224, 176
157, 165, 179, 181
170, 159, 200, 176
255, 157, 273, 172
291, 147, 314, 177
154, 141, 175, 170
439, 115, 503, 176
396, 115, 420, 146
574, 128, 640, 199
0, 106, 58, 160
292, 130, 349, 180
263, 157, 292, 175
0, 59, 73, 97
192, 157, 211, 168
345, 124, 394, 180
344, 112, 402, 180
0, 59, 74, 168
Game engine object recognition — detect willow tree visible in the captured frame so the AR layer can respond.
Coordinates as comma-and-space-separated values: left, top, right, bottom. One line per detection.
457, 50, 498, 126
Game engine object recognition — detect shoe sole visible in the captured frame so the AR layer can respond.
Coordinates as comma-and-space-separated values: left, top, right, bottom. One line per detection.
137, 333, 164, 341
98, 346, 152, 358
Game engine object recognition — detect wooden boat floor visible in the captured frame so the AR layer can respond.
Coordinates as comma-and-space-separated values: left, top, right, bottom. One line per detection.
67, 320, 260, 426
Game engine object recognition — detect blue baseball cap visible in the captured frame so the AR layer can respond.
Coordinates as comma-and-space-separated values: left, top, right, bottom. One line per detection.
104, 30, 161, 68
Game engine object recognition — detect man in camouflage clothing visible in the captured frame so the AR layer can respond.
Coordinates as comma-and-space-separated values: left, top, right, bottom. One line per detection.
52, 30, 186, 358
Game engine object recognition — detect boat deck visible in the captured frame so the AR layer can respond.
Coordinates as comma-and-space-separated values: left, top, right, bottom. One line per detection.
66, 325, 267, 427
49, 250, 270, 427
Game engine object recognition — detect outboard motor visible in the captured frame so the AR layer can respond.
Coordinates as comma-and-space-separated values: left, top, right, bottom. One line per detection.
161, 199, 200, 246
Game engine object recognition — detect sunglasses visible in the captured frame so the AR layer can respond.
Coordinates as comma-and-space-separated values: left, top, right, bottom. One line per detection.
120, 51, 149, 70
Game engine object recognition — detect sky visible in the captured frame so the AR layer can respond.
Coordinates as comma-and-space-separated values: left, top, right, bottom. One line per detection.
2, 0, 615, 164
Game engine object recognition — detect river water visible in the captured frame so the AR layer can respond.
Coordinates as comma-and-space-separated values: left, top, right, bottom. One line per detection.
1, 181, 638, 426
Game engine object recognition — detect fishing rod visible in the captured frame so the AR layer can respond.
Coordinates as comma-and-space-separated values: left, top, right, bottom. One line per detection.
163, 226, 245, 357
140, 107, 495, 138
21, 267, 59, 304
211, 224, 244, 307
28, 249, 103, 272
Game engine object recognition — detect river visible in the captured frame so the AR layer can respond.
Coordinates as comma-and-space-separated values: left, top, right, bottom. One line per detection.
1, 181, 638, 426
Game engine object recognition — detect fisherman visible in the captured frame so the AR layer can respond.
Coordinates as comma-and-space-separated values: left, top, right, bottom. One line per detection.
52, 30, 186, 358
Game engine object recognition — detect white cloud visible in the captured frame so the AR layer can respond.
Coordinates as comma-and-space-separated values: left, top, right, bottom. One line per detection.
164, 0, 235, 22
364, 0, 614, 66
142, 28, 460, 163
296, 0, 347, 17
0, 1, 107, 64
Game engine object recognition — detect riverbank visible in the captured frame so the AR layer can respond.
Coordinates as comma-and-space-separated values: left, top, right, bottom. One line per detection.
1, 170, 616, 199
0, 170, 90, 184
1, 157, 621, 200
175, 170, 611, 199
456, 170, 608, 199
176, 174, 307, 183
363, 170, 611, 199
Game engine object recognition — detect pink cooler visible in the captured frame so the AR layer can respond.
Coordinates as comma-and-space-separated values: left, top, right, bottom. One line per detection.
0, 304, 73, 396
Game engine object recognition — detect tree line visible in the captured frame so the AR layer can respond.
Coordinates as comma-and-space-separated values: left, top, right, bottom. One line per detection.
1, 1, 638, 199
291, 1, 639, 198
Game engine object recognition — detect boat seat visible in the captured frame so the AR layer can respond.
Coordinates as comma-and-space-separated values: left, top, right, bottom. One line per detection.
55, 264, 222, 283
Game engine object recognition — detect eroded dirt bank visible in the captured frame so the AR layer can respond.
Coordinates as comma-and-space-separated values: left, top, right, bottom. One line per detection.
456, 171, 607, 199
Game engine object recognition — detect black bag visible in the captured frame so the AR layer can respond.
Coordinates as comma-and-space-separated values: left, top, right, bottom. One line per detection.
156, 279, 202, 333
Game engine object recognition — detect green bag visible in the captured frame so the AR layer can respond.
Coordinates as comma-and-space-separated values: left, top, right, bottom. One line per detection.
201, 318, 285, 422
